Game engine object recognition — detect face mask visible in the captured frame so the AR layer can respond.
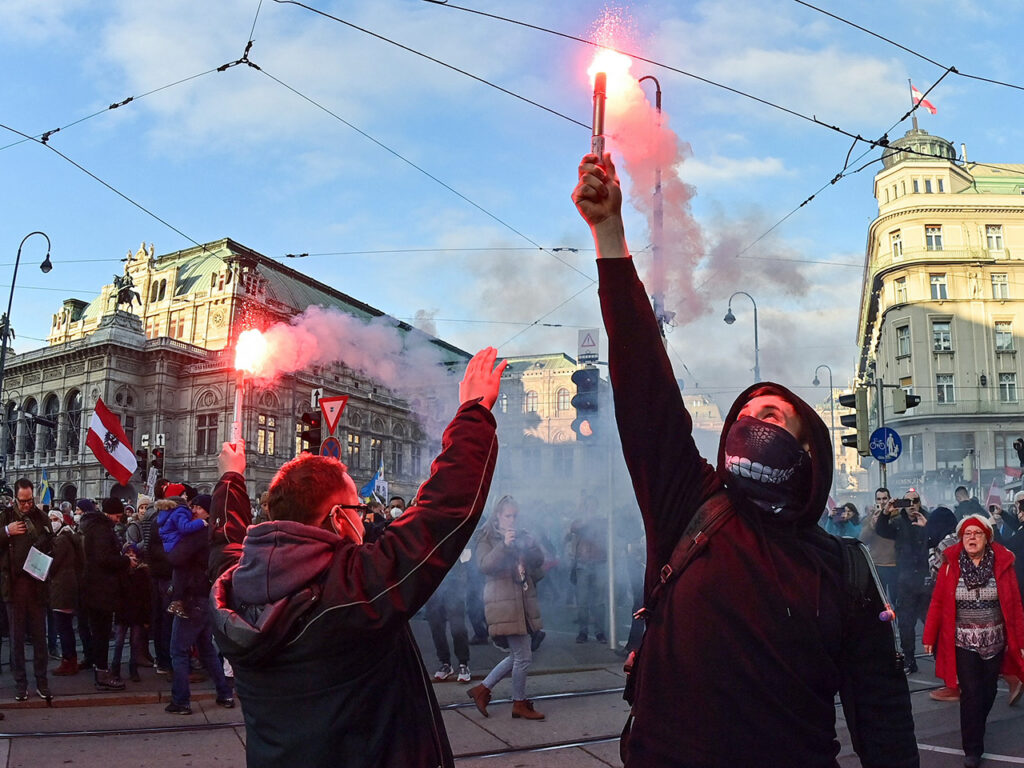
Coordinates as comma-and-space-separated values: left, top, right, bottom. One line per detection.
51, 520, 62, 533
390, 508, 401, 519
73, 514, 82, 525
724, 416, 811, 513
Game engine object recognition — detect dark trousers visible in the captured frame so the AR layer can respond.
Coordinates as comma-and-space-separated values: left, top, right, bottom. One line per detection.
53, 610, 77, 660
896, 584, 931, 659
957, 646, 1004, 758
425, 585, 469, 666
6, 576, 48, 690
170, 595, 232, 707
77, 612, 93, 667
112, 623, 146, 677
84, 605, 114, 671
46, 608, 58, 654
574, 563, 606, 635
151, 577, 173, 668
876, 565, 897, 604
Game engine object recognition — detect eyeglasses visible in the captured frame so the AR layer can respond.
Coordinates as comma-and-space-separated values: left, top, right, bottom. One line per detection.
907, 498, 921, 504
16, 497, 33, 506
337, 504, 370, 513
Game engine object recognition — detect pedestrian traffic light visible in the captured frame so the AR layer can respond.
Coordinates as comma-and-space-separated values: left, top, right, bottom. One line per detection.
892, 389, 921, 414
300, 412, 322, 453
838, 388, 870, 456
136, 449, 148, 479
570, 366, 599, 441
152, 447, 164, 472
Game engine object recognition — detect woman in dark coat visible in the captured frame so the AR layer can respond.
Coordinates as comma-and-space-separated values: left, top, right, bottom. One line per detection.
466, 495, 545, 720
49, 517, 83, 676
923, 514, 1024, 768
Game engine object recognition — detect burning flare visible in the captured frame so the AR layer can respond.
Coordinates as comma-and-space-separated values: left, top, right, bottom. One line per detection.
587, 47, 634, 103
235, 328, 269, 376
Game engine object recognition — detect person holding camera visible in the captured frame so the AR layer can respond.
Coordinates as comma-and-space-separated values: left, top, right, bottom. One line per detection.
209, 348, 505, 768
823, 502, 862, 539
876, 490, 932, 674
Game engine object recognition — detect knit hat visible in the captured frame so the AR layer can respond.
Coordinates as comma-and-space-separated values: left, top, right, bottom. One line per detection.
163, 483, 186, 499
102, 497, 125, 517
76, 498, 97, 515
192, 494, 213, 513
956, 514, 993, 542
136, 494, 153, 508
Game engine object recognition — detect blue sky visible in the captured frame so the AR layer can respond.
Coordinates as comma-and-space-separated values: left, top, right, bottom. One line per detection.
2, 0, 1021, 412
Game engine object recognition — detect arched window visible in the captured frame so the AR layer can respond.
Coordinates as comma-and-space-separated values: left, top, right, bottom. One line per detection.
556, 387, 570, 412
524, 391, 539, 413
43, 394, 60, 451
150, 282, 159, 303
22, 398, 38, 453
210, 273, 218, 289
158, 279, 167, 302
64, 390, 82, 456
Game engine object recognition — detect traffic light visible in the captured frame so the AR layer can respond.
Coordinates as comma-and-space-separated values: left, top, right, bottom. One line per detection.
892, 389, 921, 414
136, 449, 148, 479
838, 388, 870, 456
300, 412, 322, 453
152, 447, 164, 473
570, 366, 599, 441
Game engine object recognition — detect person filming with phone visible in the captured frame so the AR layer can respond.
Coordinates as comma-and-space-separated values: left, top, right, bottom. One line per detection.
876, 490, 931, 674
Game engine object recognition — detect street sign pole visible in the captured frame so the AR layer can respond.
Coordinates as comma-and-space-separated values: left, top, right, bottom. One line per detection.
877, 378, 886, 488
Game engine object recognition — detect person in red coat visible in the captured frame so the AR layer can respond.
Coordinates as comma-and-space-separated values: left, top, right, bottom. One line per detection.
923, 514, 1024, 768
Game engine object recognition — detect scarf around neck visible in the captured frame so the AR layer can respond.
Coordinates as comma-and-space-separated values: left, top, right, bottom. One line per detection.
960, 546, 994, 589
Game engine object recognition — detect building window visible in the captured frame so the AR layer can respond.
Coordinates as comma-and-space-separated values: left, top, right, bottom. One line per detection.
931, 320, 952, 351
524, 391, 539, 413
938, 179, 944, 192
158, 279, 167, 302
913, 179, 920, 193
196, 413, 219, 455
410, 444, 422, 477
890, 231, 903, 260
4, 402, 16, 456
370, 437, 383, 470
894, 276, 908, 303
992, 273, 1009, 299
925, 226, 943, 251
930, 273, 948, 300
896, 325, 911, 357
986, 225, 1004, 251
935, 432, 974, 471
552, 445, 574, 477
901, 180, 906, 195
999, 373, 1018, 403
936, 374, 955, 404
347, 433, 361, 469
497, 393, 508, 414
295, 422, 304, 456
42, 395, 59, 452
995, 321, 1014, 351
390, 441, 403, 476
556, 387, 571, 412
925, 179, 933, 193
995, 433, 1022, 468
64, 389, 82, 456
257, 414, 276, 456
122, 414, 135, 449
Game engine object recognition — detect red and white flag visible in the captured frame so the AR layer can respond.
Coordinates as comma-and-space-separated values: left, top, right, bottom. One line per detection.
86, 397, 137, 486
910, 84, 937, 115
985, 477, 1003, 510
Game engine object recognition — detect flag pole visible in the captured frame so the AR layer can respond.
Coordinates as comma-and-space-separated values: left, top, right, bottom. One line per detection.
908, 78, 919, 131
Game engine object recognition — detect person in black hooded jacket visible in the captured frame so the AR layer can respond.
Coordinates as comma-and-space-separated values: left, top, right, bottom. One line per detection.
209, 347, 505, 768
573, 152, 918, 768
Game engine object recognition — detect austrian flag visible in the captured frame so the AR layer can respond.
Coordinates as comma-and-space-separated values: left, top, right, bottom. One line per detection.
86, 397, 137, 485
910, 84, 937, 115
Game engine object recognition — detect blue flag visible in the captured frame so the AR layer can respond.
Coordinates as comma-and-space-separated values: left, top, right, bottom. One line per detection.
40, 468, 53, 506
359, 458, 384, 501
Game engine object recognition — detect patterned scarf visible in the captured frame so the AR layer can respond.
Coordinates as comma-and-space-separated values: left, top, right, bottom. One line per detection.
960, 546, 995, 589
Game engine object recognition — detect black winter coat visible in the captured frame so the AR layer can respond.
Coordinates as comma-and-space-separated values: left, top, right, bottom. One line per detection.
0, 503, 53, 602
79, 512, 129, 613
875, 510, 931, 591
599, 257, 917, 768
49, 527, 82, 611
210, 400, 498, 768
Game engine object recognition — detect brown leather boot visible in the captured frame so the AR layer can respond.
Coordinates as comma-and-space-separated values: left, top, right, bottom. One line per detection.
466, 684, 491, 717
512, 700, 545, 720
53, 657, 79, 676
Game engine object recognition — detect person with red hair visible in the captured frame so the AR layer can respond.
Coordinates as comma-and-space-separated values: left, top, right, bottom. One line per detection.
923, 514, 1024, 767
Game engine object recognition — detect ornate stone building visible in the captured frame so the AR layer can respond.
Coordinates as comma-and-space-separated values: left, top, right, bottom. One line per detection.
3, 239, 469, 502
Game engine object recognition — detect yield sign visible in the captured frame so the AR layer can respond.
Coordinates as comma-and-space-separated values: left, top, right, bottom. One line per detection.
320, 395, 349, 435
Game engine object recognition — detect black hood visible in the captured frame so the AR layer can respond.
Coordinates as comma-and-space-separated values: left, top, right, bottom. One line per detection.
716, 381, 832, 527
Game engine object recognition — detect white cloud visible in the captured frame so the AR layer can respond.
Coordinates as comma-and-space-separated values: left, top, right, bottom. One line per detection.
678, 154, 790, 185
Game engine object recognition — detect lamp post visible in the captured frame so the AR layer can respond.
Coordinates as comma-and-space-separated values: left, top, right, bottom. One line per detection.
0, 232, 53, 401
638, 74, 669, 342
723, 291, 760, 383
813, 364, 836, 494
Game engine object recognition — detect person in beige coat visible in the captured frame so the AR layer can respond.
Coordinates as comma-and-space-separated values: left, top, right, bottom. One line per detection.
466, 495, 546, 720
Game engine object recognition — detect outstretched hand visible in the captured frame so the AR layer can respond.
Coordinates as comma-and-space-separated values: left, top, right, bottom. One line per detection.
572, 152, 622, 228
218, 440, 246, 477
459, 347, 507, 411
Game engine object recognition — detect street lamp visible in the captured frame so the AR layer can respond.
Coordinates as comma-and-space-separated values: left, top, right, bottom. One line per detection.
813, 364, 836, 494
638, 74, 670, 341
0, 232, 53, 401
723, 291, 760, 383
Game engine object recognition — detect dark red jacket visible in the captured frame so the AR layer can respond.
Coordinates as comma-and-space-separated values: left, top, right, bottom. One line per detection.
599, 257, 917, 768
922, 540, 1024, 687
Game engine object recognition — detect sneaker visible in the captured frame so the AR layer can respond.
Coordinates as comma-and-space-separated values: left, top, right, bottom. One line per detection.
14, 690, 28, 702
216, 697, 235, 709
103, 675, 127, 691
155, 666, 172, 676
903, 661, 918, 675
433, 663, 453, 681
165, 702, 192, 715
36, 685, 52, 700
576, 631, 588, 644
595, 632, 608, 643
167, 600, 189, 619
457, 664, 471, 683
929, 686, 960, 702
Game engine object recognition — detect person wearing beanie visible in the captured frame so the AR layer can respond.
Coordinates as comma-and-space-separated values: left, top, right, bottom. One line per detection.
157, 492, 208, 619
79, 497, 130, 691
573, 152, 916, 767
924, 514, 1024, 767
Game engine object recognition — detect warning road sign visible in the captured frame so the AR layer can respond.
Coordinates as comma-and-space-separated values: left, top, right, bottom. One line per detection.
578, 328, 599, 363
320, 395, 349, 435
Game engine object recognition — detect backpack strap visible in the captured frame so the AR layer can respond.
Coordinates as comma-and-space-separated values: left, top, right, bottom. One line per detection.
837, 536, 903, 672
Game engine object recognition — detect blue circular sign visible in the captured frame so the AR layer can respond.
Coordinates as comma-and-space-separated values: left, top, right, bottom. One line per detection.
869, 427, 902, 464
320, 436, 342, 459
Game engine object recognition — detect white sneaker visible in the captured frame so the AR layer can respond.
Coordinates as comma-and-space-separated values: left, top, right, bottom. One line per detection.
433, 663, 453, 681
457, 664, 471, 683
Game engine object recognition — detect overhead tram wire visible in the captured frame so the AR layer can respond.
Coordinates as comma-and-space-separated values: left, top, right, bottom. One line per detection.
792, 0, 1024, 92
497, 280, 597, 349
284, 247, 591, 258
255, 66, 594, 281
